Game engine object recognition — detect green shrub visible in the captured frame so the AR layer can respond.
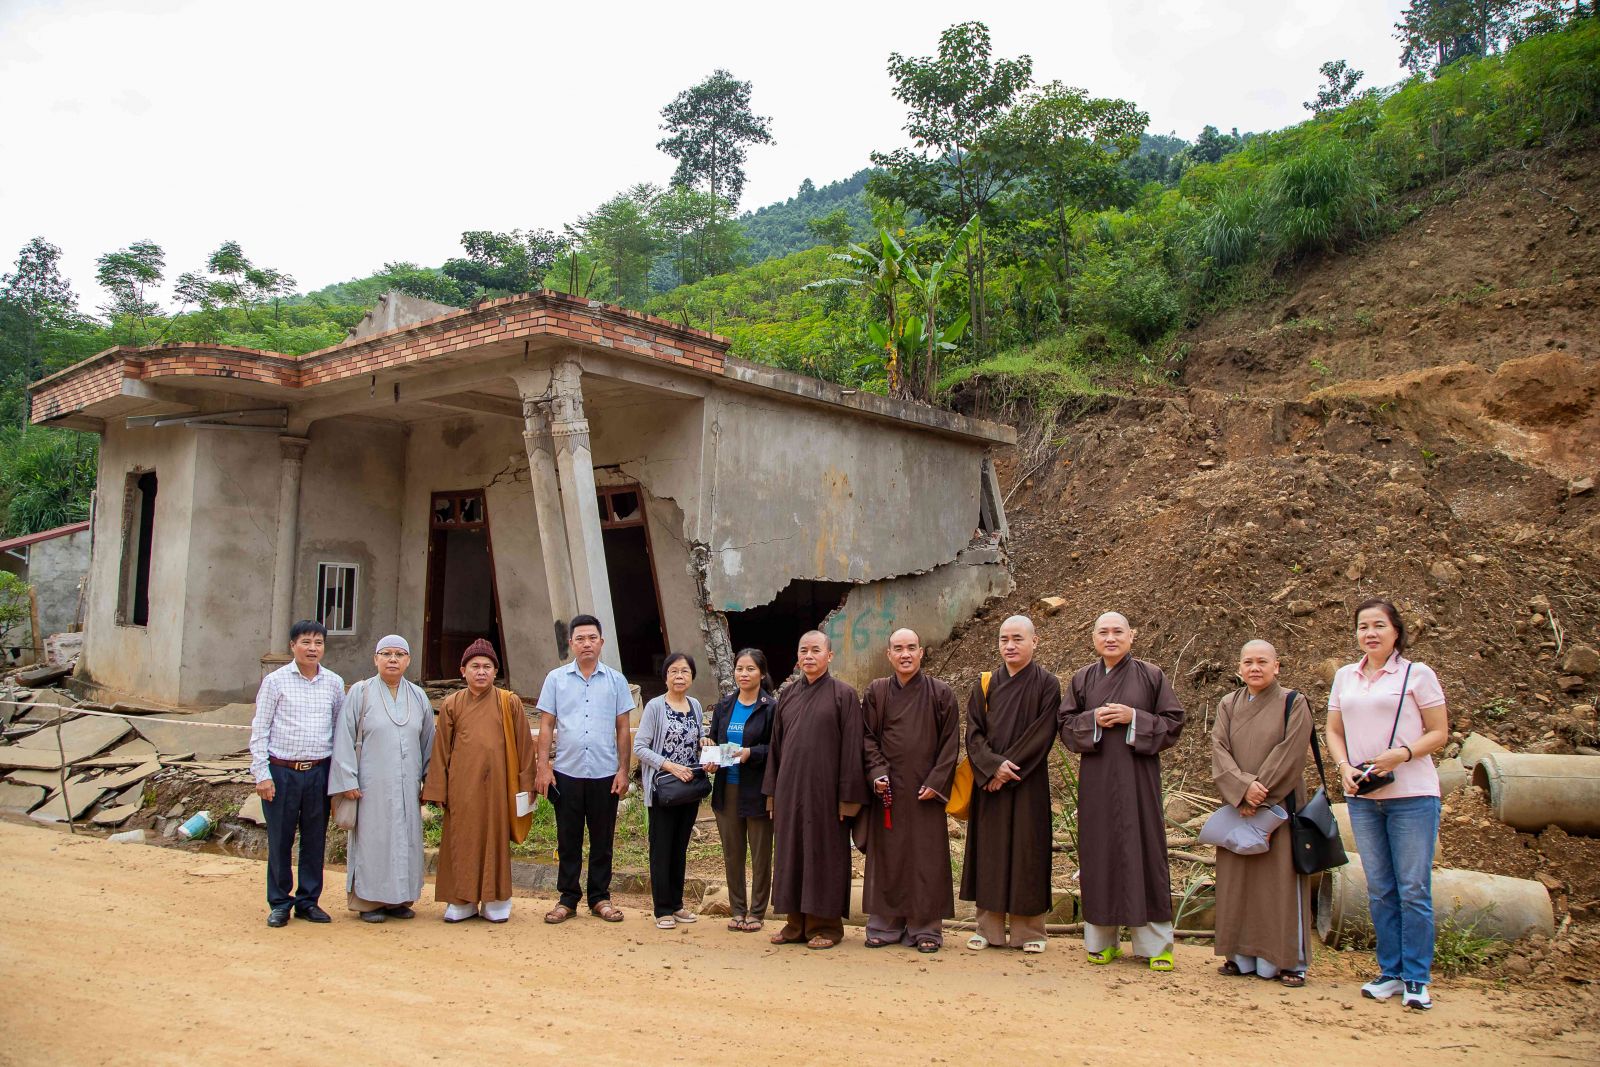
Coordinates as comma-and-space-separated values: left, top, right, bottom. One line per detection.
1265, 139, 1382, 257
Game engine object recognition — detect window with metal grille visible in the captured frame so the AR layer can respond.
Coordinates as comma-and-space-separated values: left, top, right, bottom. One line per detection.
316, 563, 358, 635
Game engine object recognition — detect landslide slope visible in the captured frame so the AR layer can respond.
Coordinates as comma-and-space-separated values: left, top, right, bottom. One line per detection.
935, 141, 1600, 942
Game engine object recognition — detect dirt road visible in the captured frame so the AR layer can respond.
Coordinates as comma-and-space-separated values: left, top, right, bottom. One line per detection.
0, 820, 1591, 1066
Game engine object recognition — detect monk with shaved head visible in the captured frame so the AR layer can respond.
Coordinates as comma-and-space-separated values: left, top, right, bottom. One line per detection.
763, 628, 868, 949
860, 627, 960, 952
1211, 639, 1314, 986
1059, 611, 1185, 971
959, 614, 1063, 953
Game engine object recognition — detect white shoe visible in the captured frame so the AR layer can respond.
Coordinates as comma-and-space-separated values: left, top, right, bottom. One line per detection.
443, 903, 477, 923
480, 899, 512, 924
1402, 981, 1432, 1010
1361, 975, 1404, 1000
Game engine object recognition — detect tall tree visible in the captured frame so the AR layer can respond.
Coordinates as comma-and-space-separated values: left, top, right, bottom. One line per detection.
653, 185, 745, 285
573, 185, 667, 306
1304, 60, 1367, 113
1, 238, 86, 426
442, 228, 567, 299
657, 69, 775, 209
1396, 0, 1525, 74
95, 240, 165, 341
869, 21, 1033, 352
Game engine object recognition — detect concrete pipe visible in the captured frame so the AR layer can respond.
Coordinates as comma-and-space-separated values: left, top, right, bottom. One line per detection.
1316, 855, 1554, 946
1331, 802, 1439, 853
1459, 733, 1509, 770
1438, 757, 1468, 795
1472, 753, 1600, 836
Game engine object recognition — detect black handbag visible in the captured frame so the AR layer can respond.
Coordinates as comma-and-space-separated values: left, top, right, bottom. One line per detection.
1282, 690, 1349, 876
652, 768, 711, 807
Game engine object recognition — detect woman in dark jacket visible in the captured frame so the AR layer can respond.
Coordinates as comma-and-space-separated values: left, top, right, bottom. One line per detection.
703, 647, 777, 932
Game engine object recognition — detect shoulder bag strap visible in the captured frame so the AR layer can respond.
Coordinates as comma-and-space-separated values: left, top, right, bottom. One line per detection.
1281, 689, 1330, 815
1386, 662, 1414, 749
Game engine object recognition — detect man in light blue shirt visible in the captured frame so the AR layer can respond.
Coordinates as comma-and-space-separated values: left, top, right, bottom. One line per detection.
535, 613, 636, 923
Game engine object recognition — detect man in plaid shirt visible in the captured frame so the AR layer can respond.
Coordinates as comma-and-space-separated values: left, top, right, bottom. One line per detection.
250, 620, 346, 927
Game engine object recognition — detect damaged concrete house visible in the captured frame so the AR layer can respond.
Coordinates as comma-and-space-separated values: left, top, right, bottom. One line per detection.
28, 291, 1014, 707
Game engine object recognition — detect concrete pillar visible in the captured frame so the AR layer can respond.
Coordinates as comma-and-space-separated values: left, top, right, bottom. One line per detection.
548, 359, 620, 670
263, 434, 310, 669
521, 394, 579, 659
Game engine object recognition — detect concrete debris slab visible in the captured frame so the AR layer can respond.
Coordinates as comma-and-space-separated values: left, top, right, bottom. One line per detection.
0, 781, 47, 812
237, 794, 265, 825
87, 761, 161, 794
0, 747, 69, 771
115, 783, 146, 807
131, 703, 254, 758
30, 777, 107, 822
78, 738, 161, 767
109, 701, 168, 717
5, 768, 65, 788
16, 715, 130, 760
92, 804, 140, 826
16, 663, 71, 687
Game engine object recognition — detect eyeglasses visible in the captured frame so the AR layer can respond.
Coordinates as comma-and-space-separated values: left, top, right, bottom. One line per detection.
377, 651, 410, 659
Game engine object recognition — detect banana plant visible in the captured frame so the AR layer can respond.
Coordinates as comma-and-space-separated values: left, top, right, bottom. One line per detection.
900, 214, 980, 398
808, 227, 911, 395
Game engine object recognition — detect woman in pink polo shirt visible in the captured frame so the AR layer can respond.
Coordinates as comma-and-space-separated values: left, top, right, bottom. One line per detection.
1326, 598, 1450, 1012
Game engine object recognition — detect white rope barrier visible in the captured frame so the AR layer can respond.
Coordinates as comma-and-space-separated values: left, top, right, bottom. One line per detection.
0, 698, 250, 729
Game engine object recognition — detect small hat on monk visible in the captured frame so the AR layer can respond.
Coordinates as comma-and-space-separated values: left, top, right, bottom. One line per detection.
374, 634, 410, 655
460, 637, 500, 671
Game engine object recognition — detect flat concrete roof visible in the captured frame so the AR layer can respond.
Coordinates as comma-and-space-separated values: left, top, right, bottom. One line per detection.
30, 290, 1014, 447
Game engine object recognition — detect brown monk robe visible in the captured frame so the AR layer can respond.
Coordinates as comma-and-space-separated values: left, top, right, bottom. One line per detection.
861, 628, 961, 951
421, 639, 536, 922
1059, 612, 1185, 966
959, 615, 1062, 951
764, 630, 868, 949
1212, 640, 1314, 983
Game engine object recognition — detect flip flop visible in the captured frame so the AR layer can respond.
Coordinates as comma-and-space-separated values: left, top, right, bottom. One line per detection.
1149, 950, 1175, 972
806, 936, 838, 950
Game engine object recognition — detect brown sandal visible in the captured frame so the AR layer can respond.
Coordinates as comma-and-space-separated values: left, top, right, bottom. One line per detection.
806, 935, 838, 950
770, 931, 804, 945
544, 904, 573, 925
590, 900, 624, 922
727, 917, 746, 932
1218, 960, 1247, 977
1279, 971, 1306, 988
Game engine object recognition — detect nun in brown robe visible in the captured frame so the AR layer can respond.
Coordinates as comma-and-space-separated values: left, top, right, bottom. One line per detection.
959, 615, 1062, 951
1212, 640, 1314, 984
1059, 612, 1184, 967
420, 638, 536, 923
763, 630, 868, 948
861, 628, 961, 951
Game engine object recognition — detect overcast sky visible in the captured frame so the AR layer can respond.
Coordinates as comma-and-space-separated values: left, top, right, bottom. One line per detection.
0, 0, 1412, 310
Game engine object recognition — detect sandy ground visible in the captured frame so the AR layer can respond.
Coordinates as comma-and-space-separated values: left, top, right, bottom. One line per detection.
0, 820, 1593, 1067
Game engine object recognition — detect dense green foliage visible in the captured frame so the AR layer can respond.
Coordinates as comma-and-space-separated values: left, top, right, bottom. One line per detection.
737, 170, 878, 261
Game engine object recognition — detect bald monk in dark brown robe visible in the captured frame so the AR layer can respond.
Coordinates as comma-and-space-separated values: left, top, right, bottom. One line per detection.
1060, 611, 1185, 969
1213, 640, 1314, 985
959, 615, 1062, 952
421, 639, 536, 923
861, 628, 960, 952
763, 630, 868, 949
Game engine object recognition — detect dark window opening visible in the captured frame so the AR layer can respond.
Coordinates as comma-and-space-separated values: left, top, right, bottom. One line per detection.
118, 470, 157, 627
596, 483, 667, 697
424, 489, 507, 681
724, 578, 853, 685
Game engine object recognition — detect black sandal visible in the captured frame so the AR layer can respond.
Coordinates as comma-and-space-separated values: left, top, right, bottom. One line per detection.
864, 936, 892, 948
1218, 961, 1249, 977
1279, 971, 1306, 988
916, 939, 940, 953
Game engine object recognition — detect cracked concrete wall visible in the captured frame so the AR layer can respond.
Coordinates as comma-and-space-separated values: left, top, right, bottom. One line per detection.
79, 422, 197, 704
821, 544, 1014, 688
700, 387, 987, 611
397, 414, 558, 692
286, 420, 407, 693
26, 528, 89, 642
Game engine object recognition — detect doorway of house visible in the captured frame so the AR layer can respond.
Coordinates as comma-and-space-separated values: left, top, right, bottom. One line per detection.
597, 483, 668, 696
423, 489, 508, 681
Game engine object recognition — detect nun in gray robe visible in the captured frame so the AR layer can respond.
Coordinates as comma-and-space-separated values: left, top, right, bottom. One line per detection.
329, 635, 436, 920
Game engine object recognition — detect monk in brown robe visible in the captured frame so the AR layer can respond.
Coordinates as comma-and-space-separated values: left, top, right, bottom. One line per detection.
763, 630, 868, 949
861, 627, 960, 952
1213, 640, 1313, 986
959, 615, 1062, 953
1060, 611, 1185, 969
420, 638, 536, 923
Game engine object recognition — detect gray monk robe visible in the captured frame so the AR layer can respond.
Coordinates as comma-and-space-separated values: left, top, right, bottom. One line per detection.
1212, 683, 1314, 971
329, 676, 436, 910
421, 687, 535, 906
861, 672, 961, 921
1059, 657, 1185, 928
959, 661, 1062, 917
764, 672, 869, 920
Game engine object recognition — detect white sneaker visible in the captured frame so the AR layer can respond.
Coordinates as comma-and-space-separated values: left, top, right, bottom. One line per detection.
1402, 981, 1432, 1010
1361, 975, 1404, 1000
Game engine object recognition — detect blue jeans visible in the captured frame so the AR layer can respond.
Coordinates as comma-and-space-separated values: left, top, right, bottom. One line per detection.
1348, 794, 1440, 984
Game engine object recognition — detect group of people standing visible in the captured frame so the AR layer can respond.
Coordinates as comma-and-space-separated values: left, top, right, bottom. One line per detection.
245, 596, 1448, 1010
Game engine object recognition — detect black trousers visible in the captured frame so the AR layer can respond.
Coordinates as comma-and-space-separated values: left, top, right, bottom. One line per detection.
554, 771, 618, 909
263, 760, 329, 910
647, 802, 697, 917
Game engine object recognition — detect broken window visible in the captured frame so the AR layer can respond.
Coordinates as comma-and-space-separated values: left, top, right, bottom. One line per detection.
725, 578, 853, 684
978, 455, 1007, 538
117, 470, 157, 627
316, 563, 358, 635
